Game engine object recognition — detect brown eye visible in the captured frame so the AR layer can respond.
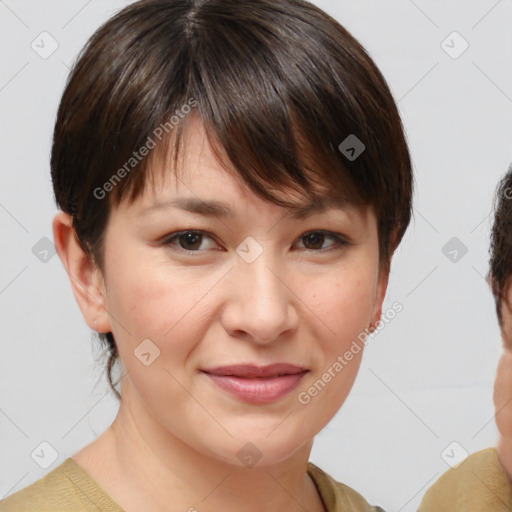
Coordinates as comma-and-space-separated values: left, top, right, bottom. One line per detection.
161, 231, 218, 253
177, 232, 203, 250
302, 232, 326, 250
297, 231, 348, 251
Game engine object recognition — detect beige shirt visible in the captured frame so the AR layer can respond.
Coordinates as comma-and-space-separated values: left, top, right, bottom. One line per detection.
419, 447, 512, 511
0, 458, 384, 511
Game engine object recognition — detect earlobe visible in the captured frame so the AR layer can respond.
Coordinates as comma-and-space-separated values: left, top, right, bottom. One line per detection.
52, 211, 111, 334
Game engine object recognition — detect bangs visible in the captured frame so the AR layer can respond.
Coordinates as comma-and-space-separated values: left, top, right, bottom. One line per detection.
119, 109, 364, 215
106, 0, 387, 213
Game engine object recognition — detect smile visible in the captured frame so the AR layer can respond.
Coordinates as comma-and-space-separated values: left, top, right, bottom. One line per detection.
201, 363, 309, 403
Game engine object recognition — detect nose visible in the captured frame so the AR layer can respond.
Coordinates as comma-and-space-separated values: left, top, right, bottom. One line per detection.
220, 248, 299, 345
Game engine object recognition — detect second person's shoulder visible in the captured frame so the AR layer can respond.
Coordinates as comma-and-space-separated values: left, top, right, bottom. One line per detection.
418, 447, 512, 512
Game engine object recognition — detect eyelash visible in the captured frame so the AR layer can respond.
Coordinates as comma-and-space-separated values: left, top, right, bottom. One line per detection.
158, 230, 350, 255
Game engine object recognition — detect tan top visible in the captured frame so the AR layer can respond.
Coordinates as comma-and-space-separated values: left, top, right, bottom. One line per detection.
419, 447, 512, 511
0, 457, 384, 511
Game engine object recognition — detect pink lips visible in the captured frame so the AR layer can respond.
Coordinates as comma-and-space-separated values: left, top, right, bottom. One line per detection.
201, 363, 308, 403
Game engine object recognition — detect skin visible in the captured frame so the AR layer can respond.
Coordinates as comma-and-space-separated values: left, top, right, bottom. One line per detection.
52, 115, 389, 512
494, 283, 512, 481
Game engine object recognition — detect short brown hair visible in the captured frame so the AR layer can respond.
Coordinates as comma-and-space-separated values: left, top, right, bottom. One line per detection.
489, 164, 512, 326
51, 0, 414, 400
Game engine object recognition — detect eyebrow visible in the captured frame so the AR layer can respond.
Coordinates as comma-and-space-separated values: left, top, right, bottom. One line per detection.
140, 196, 351, 220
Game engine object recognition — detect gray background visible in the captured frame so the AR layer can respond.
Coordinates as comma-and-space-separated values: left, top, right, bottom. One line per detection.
1, 1, 511, 510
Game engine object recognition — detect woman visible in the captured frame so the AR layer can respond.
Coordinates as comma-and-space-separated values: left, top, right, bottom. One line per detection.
0, 0, 412, 510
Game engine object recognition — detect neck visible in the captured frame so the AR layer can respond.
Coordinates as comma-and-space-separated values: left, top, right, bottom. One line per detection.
74, 381, 324, 512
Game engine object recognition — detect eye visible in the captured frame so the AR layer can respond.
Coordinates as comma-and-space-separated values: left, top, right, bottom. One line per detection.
295, 231, 349, 251
159, 229, 349, 254
161, 231, 219, 252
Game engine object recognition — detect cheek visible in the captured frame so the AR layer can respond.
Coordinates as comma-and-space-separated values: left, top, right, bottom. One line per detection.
108, 271, 173, 338
308, 264, 377, 340
494, 352, 512, 438
105, 251, 210, 341
298, 261, 377, 412
104, 255, 227, 389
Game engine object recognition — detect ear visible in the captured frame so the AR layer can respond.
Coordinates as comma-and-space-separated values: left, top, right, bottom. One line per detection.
485, 270, 493, 289
368, 265, 390, 332
52, 211, 112, 334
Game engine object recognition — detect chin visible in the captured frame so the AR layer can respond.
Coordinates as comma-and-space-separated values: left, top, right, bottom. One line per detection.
201, 431, 311, 469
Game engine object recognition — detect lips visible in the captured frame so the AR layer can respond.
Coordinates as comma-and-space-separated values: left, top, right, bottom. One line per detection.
201, 363, 307, 379
201, 363, 309, 403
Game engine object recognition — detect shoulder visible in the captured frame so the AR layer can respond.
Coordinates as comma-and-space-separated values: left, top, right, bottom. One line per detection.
0, 458, 76, 512
0, 457, 123, 512
419, 447, 512, 512
307, 462, 385, 512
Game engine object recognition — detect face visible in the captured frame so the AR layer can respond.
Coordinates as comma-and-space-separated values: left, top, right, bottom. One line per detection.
495, 284, 512, 479
93, 115, 388, 467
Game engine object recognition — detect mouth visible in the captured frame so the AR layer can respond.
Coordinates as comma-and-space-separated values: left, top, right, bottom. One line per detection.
200, 363, 309, 403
